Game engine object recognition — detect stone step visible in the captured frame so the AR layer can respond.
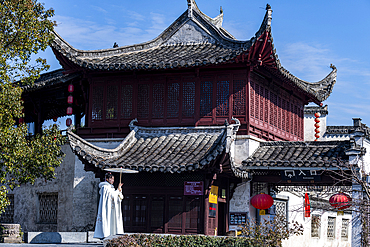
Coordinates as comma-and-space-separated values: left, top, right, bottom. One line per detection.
27, 231, 102, 244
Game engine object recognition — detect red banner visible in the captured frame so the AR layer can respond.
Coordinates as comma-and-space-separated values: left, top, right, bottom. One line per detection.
304, 193, 310, 217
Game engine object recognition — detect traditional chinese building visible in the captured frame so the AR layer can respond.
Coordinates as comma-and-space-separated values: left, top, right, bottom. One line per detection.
11, 2, 366, 245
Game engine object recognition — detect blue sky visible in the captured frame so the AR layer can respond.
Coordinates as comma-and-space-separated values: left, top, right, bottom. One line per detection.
37, 0, 370, 127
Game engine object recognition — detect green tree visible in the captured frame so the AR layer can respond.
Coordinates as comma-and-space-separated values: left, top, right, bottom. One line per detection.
0, 0, 63, 212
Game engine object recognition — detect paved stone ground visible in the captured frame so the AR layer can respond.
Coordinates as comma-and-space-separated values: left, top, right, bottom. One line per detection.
0, 244, 103, 247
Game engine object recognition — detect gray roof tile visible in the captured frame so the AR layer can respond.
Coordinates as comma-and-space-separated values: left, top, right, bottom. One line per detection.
68, 122, 240, 173
240, 141, 350, 172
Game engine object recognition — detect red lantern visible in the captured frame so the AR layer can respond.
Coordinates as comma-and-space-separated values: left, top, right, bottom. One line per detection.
304, 193, 310, 217
53, 116, 58, 122
68, 84, 74, 93
329, 193, 351, 210
315, 129, 320, 133
314, 123, 320, 128
314, 112, 321, 118
66, 118, 72, 126
314, 118, 320, 123
67, 107, 73, 115
67, 95, 74, 104
19, 118, 24, 124
315, 134, 320, 138
251, 193, 274, 215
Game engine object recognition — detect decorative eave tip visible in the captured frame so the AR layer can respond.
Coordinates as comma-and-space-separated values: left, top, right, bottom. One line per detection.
265, 4, 272, 28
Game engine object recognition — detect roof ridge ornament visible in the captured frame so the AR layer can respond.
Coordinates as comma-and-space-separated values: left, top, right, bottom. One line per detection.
187, 0, 195, 18
129, 118, 138, 130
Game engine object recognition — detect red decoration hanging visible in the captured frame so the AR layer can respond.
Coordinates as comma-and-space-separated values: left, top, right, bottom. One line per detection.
314, 112, 321, 141
53, 116, 58, 122
329, 193, 351, 210
67, 107, 73, 115
250, 193, 274, 210
67, 95, 74, 104
68, 84, 74, 93
304, 193, 310, 217
19, 118, 24, 124
66, 118, 72, 126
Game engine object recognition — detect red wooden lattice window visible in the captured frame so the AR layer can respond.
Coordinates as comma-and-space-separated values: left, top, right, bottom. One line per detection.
106, 85, 118, 119
168, 196, 183, 229
152, 84, 165, 118
138, 84, 150, 118
200, 81, 213, 117
133, 195, 147, 227
185, 197, 200, 229
167, 83, 180, 118
92, 85, 104, 121
232, 80, 246, 116
183, 81, 196, 117
151, 196, 164, 230
264, 88, 269, 124
254, 83, 259, 119
250, 81, 255, 118
278, 97, 282, 130
216, 80, 229, 116
282, 99, 287, 131
271, 93, 277, 127
259, 86, 264, 121
121, 84, 133, 119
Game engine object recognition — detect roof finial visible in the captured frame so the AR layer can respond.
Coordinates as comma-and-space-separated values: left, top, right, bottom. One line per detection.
330, 64, 336, 70
266, 4, 271, 10
187, 0, 194, 18
113, 42, 119, 48
220, 6, 223, 14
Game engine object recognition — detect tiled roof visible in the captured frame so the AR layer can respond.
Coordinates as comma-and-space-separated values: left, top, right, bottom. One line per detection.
67, 120, 240, 173
238, 141, 350, 174
51, 2, 336, 103
304, 105, 328, 115
22, 69, 80, 92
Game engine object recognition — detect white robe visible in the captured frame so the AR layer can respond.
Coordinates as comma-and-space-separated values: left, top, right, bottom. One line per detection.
93, 181, 124, 239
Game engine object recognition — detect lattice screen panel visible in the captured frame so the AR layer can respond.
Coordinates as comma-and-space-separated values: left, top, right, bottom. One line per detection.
327, 217, 336, 239
106, 85, 118, 119
152, 84, 165, 118
38, 193, 58, 224
92, 85, 104, 120
341, 219, 349, 240
216, 81, 229, 116
200, 81, 213, 117
121, 84, 133, 119
232, 80, 246, 116
167, 83, 180, 118
311, 215, 321, 238
182, 82, 195, 117
137, 84, 150, 118
274, 200, 287, 217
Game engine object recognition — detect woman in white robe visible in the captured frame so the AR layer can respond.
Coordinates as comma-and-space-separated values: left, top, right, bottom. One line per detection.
93, 172, 124, 239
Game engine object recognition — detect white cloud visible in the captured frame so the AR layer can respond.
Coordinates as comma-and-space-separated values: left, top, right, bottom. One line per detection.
53, 11, 171, 50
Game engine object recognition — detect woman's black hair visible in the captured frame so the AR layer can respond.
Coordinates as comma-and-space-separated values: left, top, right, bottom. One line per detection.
105, 172, 114, 180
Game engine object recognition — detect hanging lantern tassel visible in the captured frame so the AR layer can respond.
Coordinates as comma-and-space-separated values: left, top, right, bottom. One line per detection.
304, 193, 310, 217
